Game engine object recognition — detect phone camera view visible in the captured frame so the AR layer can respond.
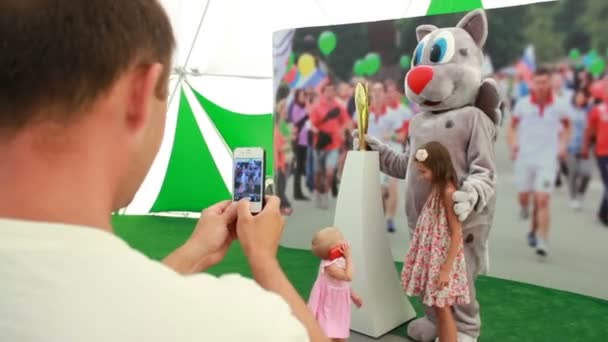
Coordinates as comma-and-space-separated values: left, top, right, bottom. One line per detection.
234, 158, 263, 202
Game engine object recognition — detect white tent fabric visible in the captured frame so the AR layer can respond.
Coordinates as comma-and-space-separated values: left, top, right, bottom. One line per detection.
125, 0, 556, 214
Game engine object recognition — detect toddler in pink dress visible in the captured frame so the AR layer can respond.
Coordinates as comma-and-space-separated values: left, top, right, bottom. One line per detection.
402, 142, 470, 342
307, 227, 363, 342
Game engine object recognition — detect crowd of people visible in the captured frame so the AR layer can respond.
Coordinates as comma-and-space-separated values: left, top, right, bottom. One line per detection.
503, 64, 608, 258
234, 160, 263, 201
274, 76, 415, 232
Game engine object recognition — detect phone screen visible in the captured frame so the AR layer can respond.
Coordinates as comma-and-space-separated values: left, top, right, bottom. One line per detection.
233, 157, 264, 204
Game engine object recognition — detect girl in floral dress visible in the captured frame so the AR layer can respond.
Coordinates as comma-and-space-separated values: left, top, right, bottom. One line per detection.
401, 141, 470, 342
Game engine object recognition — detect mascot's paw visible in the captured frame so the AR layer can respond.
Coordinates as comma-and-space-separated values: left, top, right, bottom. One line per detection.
453, 182, 478, 221
407, 317, 438, 342
352, 129, 384, 151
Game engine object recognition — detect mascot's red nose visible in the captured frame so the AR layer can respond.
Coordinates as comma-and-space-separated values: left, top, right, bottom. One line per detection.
406, 66, 434, 95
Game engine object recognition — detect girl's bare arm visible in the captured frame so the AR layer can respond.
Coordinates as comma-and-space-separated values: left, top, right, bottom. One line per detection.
442, 185, 464, 272
325, 255, 353, 281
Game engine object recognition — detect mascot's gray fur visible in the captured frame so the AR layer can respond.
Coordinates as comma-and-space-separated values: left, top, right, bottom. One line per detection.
354, 9, 500, 342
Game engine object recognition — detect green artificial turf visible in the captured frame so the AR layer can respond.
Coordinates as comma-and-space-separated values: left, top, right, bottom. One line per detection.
113, 215, 608, 341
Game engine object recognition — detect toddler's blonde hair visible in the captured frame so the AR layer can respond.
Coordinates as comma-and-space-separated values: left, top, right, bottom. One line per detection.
311, 226, 343, 259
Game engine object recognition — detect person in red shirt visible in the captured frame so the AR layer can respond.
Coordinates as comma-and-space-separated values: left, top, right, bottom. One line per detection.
309, 82, 351, 209
582, 78, 608, 226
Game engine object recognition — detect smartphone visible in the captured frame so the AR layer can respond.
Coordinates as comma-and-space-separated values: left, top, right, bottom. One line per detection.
232, 147, 265, 214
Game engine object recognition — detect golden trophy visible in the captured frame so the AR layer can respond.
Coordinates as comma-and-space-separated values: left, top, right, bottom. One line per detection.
333, 81, 414, 337
354, 82, 370, 151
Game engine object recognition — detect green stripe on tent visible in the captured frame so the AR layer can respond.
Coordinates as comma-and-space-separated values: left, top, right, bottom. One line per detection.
427, 0, 484, 15
150, 89, 231, 213
191, 86, 274, 175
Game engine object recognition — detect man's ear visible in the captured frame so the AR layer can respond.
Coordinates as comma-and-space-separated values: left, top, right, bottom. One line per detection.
416, 25, 438, 42
126, 63, 164, 132
456, 9, 488, 47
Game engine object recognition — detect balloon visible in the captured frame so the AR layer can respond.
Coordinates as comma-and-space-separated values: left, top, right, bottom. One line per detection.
297, 53, 316, 77
589, 58, 606, 77
589, 49, 599, 58
583, 54, 594, 67
283, 66, 298, 84
318, 31, 337, 56
287, 53, 295, 68
353, 59, 365, 76
400, 55, 411, 69
364, 52, 381, 75
569, 49, 580, 60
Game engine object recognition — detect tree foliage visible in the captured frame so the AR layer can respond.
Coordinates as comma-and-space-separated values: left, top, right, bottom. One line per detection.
291, 0, 604, 80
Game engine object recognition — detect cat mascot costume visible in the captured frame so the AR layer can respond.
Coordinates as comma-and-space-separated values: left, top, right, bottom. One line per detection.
354, 9, 500, 342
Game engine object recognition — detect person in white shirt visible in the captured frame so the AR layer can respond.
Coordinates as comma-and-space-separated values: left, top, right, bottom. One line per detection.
0, 1, 327, 341
507, 67, 571, 257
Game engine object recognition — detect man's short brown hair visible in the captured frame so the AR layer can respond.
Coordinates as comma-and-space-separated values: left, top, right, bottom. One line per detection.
0, 0, 176, 132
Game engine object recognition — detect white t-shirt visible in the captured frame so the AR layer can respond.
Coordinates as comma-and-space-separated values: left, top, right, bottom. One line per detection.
355, 107, 405, 143
0, 219, 308, 342
512, 95, 569, 164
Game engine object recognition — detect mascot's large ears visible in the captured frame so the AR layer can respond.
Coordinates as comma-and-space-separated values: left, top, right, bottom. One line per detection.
456, 9, 488, 47
416, 25, 438, 42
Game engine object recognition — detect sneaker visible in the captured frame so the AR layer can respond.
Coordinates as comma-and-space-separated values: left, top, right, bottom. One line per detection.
536, 239, 548, 257
387, 219, 395, 233
314, 192, 323, 209
318, 192, 329, 210
527, 232, 537, 248
520, 206, 530, 220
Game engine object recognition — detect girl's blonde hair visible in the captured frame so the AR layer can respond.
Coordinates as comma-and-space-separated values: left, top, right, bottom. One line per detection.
311, 226, 343, 259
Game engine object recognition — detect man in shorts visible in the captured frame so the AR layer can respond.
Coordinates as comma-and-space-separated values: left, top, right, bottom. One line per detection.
508, 67, 571, 256
310, 83, 350, 209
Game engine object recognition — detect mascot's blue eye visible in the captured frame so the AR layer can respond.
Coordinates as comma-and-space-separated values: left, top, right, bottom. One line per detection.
413, 43, 424, 66
430, 38, 448, 63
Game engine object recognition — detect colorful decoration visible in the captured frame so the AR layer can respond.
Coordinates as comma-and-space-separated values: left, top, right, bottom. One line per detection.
318, 31, 337, 56
569, 48, 580, 61
353, 59, 365, 76
287, 53, 295, 69
400, 55, 412, 69
364, 52, 381, 76
589, 58, 606, 78
297, 53, 316, 77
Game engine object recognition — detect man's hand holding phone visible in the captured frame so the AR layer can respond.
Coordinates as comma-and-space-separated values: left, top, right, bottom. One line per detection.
163, 201, 238, 274
236, 196, 284, 262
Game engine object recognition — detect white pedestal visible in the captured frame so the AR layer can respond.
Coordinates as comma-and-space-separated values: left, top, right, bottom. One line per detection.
334, 151, 416, 338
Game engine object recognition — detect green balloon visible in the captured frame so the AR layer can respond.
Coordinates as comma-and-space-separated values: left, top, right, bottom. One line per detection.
569, 48, 581, 60
318, 31, 337, 56
590, 58, 605, 77
364, 52, 381, 75
589, 49, 599, 59
400, 55, 411, 69
353, 59, 365, 76
287, 53, 295, 68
